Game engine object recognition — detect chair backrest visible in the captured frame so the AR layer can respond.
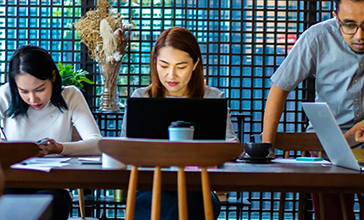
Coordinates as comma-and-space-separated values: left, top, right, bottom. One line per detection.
99, 138, 242, 220
0, 142, 39, 169
274, 132, 324, 158
99, 139, 241, 167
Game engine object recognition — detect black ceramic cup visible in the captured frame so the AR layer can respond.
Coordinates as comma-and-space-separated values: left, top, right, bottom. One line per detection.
243, 142, 272, 158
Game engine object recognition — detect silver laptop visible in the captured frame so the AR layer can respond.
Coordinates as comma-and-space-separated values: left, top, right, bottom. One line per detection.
301, 102, 364, 172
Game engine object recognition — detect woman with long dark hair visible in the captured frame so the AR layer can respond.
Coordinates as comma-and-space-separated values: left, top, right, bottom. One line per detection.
1, 45, 102, 220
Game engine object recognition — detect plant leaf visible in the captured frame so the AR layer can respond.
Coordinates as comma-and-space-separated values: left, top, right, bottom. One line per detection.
58, 62, 94, 89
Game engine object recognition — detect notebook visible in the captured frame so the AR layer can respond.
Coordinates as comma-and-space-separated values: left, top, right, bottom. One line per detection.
301, 102, 364, 171
126, 97, 227, 140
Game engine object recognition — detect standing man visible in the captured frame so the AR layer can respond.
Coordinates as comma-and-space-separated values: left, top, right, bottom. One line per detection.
262, 0, 364, 219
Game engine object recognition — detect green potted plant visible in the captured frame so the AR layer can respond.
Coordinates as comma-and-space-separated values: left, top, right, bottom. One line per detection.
58, 62, 94, 89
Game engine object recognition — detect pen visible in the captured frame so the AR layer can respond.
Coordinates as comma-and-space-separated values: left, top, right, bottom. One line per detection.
0, 127, 7, 140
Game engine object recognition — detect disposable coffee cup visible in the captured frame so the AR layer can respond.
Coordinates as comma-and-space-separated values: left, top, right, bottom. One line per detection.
102, 153, 125, 169
168, 121, 194, 141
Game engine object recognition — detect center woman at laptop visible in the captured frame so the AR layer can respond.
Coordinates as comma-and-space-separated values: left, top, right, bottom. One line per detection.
121, 26, 237, 220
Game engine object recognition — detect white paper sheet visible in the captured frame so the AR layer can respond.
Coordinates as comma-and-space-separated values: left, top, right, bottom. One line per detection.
11, 157, 71, 172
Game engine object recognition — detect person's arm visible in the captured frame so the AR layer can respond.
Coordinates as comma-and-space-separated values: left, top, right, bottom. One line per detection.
60, 87, 102, 156
262, 83, 289, 144
0, 84, 11, 140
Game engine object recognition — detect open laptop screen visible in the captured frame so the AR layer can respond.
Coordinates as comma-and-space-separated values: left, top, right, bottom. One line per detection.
126, 98, 227, 140
301, 102, 362, 171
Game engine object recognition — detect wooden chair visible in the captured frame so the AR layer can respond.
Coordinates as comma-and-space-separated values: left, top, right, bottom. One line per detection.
274, 132, 347, 220
0, 136, 91, 220
0, 142, 48, 219
0, 142, 39, 170
99, 138, 242, 220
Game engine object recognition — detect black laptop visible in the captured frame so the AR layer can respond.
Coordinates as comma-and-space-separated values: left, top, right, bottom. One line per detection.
126, 98, 227, 140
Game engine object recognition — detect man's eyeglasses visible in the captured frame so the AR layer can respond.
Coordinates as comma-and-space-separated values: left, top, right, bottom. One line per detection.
337, 17, 364, 35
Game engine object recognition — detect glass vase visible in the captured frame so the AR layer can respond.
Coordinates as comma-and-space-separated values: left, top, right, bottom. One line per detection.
99, 61, 122, 112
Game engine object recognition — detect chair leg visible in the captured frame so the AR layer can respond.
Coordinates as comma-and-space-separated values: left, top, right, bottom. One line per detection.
301, 151, 307, 157
126, 166, 138, 220
319, 193, 325, 220
298, 193, 304, 220
284, 151, 290, 158
279, 192, 286, 220
225, 200, 229, 220
151, 166, 162, 220
178, 167, 188, 220
201, 167, 214, 220
340, 193, 348, 220
77, 189, 85, 219
235, 193, 239, 220
237, 192, 243, 220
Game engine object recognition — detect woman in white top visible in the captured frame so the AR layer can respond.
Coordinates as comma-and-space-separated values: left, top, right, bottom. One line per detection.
1, 45, 102, 220
121, 27, 238, 220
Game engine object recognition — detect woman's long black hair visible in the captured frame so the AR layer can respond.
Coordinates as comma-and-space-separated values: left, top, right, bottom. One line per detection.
6, 45, 68, 117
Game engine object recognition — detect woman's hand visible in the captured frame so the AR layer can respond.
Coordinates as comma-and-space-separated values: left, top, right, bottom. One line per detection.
344, 120, 364, 142
38, 139, 63, 156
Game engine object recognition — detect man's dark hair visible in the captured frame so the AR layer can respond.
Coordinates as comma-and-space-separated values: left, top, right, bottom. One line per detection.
6, 45, 68, 117
334, 0, 339, 13
335, 0, 364, 13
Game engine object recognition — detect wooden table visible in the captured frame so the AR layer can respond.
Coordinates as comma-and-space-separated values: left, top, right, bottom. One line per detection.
4, 158, 364, 193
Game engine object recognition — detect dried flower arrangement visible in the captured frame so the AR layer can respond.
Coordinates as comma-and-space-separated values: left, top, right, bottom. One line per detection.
74, 0, 132, 64
74, 0, 132, 111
